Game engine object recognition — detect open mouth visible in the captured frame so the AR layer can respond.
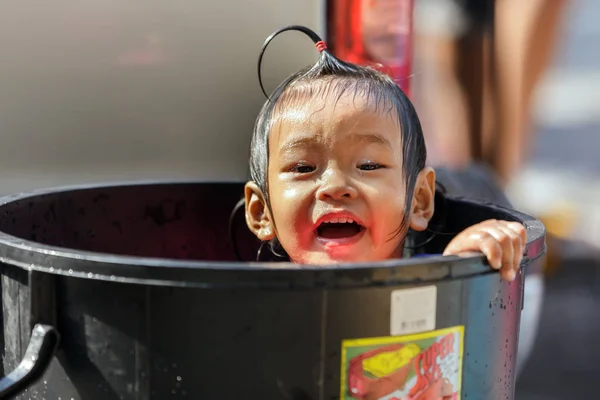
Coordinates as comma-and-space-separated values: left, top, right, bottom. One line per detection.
316, 219, 365, 239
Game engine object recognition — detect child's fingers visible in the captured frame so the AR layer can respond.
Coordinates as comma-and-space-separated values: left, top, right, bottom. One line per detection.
444, 220, 527, 282
501, 267, 517, 282
504, 224, 525, 266
443, 230, 498, 262
496, 225, 524, 280
497, 224, 523, 253
483, 226, 515, 274
503, 221, 528, 250
497, 222, 527, 274
476, 231, 503, 270
479, 225, 521, 282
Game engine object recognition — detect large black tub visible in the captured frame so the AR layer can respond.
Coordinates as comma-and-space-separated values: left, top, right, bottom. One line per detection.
0, 181, 545, 399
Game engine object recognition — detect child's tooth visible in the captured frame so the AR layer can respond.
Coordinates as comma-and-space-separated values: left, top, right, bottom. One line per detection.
323, 217, 358, 224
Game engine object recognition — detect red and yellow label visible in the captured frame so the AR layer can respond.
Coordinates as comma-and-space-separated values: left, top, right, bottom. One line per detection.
340, 326, 464, 400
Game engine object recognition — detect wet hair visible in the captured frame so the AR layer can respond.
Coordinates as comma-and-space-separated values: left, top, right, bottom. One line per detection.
247, 25, 427, 256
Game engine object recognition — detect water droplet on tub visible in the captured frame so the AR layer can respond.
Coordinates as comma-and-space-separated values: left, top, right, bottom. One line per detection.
176, 376, 182, 382
88, 272, 93, 278
68, 269, 73, 275
110, 275, 116, 281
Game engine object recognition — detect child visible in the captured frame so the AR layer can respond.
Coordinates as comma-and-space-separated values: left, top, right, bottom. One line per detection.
244, 25, 526, 282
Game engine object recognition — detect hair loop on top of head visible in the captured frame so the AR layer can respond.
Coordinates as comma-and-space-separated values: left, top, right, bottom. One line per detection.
257, 25, 327, 99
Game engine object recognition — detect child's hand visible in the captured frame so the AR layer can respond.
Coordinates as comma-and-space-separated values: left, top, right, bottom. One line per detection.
443, 219, 527, 282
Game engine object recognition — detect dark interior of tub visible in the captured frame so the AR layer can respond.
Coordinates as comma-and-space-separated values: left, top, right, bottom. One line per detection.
0, 182, 523, 262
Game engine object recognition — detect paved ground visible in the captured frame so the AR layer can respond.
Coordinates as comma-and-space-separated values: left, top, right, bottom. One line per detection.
516, 257, 600, 399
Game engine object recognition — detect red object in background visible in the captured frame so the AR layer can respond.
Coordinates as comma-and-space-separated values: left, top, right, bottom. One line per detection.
327, 0, 414, 97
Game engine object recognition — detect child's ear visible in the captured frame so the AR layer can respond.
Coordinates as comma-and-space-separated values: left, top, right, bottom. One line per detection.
409, 167, 436, 232
244, 181, 276, 241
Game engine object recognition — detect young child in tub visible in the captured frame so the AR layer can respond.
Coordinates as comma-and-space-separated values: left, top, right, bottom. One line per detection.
244, 26, 526, 282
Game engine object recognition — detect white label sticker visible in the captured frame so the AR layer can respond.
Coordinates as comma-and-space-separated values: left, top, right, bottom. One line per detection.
390, 285, 437, 336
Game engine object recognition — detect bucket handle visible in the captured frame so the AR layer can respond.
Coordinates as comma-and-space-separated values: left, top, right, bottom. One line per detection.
0, 324, 60, 399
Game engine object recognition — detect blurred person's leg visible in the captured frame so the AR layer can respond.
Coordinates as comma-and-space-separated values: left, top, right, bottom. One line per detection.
454, 0, 494, 165
414, 0, 472, 168
522, 0, 569, 114
490, 0, 569, 186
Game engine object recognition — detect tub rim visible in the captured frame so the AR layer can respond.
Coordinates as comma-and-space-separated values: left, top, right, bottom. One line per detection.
0, 180, 546, 289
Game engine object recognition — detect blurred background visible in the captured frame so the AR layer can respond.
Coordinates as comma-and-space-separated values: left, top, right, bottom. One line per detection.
0, 0, 597, 398
411, 1, 600, 397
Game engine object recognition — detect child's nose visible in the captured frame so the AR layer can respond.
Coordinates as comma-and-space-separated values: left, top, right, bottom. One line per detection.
316, 170, 358, 200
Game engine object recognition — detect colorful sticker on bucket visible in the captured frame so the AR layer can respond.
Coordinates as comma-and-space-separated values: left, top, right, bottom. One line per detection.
340, 326, 464, 400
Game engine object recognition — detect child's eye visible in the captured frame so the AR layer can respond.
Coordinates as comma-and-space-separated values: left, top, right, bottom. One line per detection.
358, 162, 384, 171
290, 164, 316, 173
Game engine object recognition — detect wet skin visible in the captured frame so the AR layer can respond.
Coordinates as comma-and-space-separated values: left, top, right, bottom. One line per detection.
245, 88, 526, 281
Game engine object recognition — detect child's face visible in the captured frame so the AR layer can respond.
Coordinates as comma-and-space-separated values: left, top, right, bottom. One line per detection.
245, 89, 435, 265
